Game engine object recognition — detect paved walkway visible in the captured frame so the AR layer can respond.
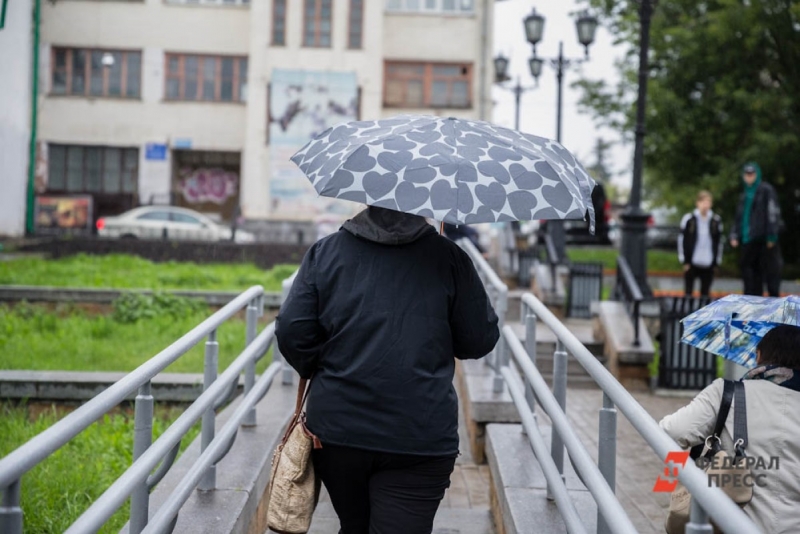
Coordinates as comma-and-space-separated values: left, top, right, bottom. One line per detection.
305, 384, 495, 534
533, 387, 692, 533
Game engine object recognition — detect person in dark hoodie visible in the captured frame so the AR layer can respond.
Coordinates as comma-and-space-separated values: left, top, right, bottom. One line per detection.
730, 162, 783, 296
275, 206, 499, 534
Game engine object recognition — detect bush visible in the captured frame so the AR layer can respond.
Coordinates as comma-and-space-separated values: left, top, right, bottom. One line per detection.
112, 293, 207, 324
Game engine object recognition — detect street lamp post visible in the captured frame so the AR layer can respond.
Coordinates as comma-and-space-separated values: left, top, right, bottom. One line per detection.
492, 54, 539, 132
619, 0, 655, 289
524, 8, 599, 263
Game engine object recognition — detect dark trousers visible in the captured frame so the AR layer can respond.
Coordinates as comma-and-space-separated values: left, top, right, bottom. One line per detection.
740, 240, 782, 296
684, 265, 714, 297
312, 444, 456, 534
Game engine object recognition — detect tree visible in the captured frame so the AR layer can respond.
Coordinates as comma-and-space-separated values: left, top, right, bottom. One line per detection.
575, 0, 800, 263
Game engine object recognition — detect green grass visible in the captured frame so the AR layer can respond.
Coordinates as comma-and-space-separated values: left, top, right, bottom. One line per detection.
0, 254, 296, 292
0, 402, 201, 533
566, 247, 682, 273
0, 299, 273, 373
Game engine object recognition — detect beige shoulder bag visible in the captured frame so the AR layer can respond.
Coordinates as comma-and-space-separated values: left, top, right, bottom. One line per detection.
266, 378, 322, 534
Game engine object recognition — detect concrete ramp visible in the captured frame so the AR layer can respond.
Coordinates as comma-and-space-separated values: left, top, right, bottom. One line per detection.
486, 423, 597, 534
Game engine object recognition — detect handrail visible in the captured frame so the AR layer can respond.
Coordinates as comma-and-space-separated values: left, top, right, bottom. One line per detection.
615, 256, 643, 346
500, 367, 588, 534
504, 327, 638, 534
459, 238, 508, 393
519, 292, 760, 534
0, 285, 280, 534
64, 323, 276, 533
0, 285, 264, 489
141, 362, 283, 534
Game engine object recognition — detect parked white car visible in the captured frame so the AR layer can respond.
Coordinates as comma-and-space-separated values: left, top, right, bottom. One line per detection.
96, 206, 256, 243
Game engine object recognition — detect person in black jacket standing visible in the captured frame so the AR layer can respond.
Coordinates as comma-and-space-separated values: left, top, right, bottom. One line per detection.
729, 162, 783, 296
678, 191, 723, 297
276, 206, 499, 534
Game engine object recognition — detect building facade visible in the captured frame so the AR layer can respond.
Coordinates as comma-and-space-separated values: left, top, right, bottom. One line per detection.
2, 0, 495, 237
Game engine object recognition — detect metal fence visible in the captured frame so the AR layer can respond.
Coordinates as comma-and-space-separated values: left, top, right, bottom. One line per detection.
658, 296, 715, 390
0, 285, 293, 534
462, 249, 759, 534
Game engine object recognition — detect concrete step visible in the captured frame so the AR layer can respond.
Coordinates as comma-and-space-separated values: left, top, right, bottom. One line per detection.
532, 353, 606, 377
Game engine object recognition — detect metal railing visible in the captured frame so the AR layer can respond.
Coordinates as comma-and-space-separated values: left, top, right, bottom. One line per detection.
459, 239, 508, 393
614, 256, 644, 346
0, 285, 290, 534
461, 246, 758, 534
495, 292, 760, 534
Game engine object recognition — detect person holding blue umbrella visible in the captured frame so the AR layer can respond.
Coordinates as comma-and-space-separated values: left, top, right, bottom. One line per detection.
660, 323, 800, 533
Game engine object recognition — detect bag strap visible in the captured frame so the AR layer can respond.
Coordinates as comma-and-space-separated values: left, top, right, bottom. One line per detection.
279, 378, 312, 446
733, 381, 749, 456
294, 378, 311, 419
713, 379, 735, 440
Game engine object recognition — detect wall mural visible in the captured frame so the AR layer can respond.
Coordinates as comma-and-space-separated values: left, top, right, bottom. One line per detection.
269, 69, 359, 220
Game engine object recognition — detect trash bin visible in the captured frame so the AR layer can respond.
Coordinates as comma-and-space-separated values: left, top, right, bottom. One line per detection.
565, 262, 603, 318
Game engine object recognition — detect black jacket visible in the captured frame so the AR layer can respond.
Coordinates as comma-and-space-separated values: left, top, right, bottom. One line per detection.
730, 182, 781, 244
679, 211, 723, 267
275, 207, 499, 456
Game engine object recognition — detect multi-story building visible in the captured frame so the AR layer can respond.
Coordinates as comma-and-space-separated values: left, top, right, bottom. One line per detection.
0, 0, 496, 237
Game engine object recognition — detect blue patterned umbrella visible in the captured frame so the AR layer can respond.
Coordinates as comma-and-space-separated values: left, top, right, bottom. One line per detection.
290, 115, 596, 228
681, 295, 800, 368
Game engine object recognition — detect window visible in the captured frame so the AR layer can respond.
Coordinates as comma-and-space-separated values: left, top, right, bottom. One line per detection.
166, 0, 250, 6
273, 0, 287, 45
304, 0, 333, 47
164, 54, 248, 102
172, 212, 202, 224
51, 47, 141, 98
138, 211, 172, 221
386, 0, 473, 13
384, 61, 471, 108
48, 145, 139, 194
349, 0, 364, 49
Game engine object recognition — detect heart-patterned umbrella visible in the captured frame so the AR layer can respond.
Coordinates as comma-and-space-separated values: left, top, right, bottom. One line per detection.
290, 114, 596, 230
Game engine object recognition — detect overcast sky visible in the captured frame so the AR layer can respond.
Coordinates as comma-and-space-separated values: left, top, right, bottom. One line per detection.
492, 0, 633, 188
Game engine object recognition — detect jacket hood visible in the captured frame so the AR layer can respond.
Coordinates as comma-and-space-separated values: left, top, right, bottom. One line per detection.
342, 207, 436, 245
742, 161, 762, 188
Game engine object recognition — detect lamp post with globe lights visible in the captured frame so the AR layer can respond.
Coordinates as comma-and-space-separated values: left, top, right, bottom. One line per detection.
523, 7, 599, 262
492, 53, 541, 132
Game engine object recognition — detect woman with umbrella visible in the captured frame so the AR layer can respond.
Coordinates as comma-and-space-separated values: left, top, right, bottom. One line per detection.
660, 296, 800, 532
276, 115, 596, 533
276, 206, 499, 532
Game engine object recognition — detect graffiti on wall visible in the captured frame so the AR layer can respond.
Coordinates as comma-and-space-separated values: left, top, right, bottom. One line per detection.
178, 167, 239, 205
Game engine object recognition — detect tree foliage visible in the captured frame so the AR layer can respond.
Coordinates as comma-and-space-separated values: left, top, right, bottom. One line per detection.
575, 0, 800, 261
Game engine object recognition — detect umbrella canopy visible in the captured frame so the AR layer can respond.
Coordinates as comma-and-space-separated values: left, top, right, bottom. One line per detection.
290, 114, 596, 228
680, 295, 800, 368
